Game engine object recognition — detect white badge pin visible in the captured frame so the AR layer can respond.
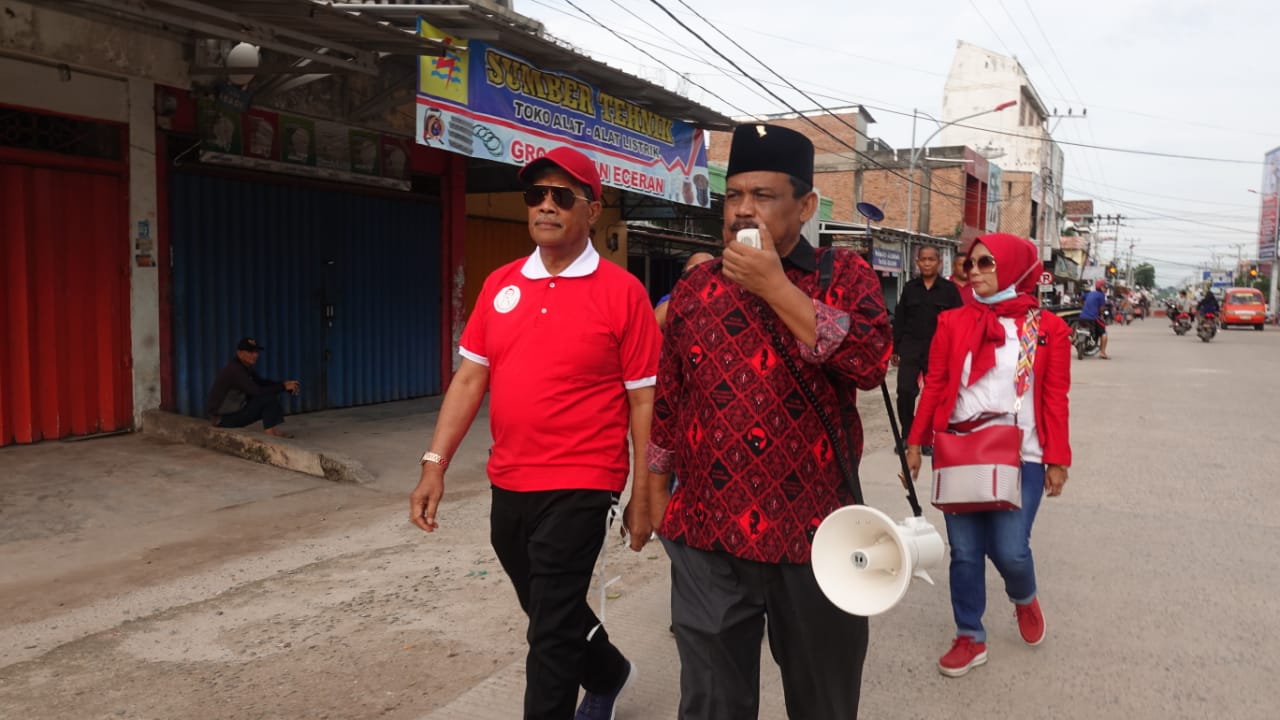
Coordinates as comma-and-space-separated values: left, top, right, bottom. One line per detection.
494, 285, 521, 314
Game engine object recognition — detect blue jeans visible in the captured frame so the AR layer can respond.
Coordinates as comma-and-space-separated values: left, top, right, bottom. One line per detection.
944, 462, 1046, 642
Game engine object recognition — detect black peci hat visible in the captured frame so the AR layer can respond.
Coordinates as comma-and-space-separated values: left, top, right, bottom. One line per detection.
237, 337, 265, 352
726, 123, 814, 186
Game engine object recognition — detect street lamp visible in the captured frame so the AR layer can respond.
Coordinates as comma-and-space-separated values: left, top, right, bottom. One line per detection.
905, 100, 1017, 234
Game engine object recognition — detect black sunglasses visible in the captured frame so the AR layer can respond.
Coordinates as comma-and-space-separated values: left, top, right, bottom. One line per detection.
523, 185, 590, 210
962, 255, 997, 274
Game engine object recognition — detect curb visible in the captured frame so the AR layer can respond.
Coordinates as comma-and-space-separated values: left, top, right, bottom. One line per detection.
140, 410, 374, 485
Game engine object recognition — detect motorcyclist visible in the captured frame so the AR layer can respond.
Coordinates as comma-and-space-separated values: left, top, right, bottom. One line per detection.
1172, 290, 1194, 326
1080, 280, 1110, 359
1197, 290, 1220, 325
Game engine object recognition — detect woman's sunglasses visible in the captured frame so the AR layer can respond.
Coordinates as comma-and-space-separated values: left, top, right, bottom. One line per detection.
962, 255, 997, 274
523, 185, 590, 210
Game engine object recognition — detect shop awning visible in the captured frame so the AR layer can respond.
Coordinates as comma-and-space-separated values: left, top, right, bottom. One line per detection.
59, 0, 452, 75
626, 223, 722, 255
334, 1, 733, 129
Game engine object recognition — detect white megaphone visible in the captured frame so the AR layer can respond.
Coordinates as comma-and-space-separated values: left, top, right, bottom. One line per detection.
811, 505, 945, 616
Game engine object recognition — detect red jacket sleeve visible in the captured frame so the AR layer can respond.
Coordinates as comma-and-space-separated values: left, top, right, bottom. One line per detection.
1036, 311, 1072, 466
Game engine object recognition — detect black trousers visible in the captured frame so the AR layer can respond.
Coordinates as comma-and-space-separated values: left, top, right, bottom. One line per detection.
216, 393, 284, 429
490, 486, 629, 720
664, 538, 868, 720
896, 352, 927, 442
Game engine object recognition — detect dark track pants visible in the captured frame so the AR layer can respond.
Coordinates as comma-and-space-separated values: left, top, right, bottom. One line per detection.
896, 353, 927, 442
490, 486, 629, 720
664, 538, 868, 720
216, 393, 284, 429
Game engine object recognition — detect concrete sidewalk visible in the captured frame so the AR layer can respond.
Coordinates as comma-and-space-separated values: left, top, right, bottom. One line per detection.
140, 397, 496, 495
140, 375, 900, 495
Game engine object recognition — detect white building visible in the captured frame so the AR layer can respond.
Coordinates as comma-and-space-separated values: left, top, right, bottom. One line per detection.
938, 40, 1065, 259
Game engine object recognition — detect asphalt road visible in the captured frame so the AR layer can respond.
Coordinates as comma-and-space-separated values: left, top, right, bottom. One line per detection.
1, 316, 1277, 719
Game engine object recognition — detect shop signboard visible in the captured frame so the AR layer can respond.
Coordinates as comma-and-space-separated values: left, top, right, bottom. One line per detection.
871, 243, 902, 273
415, 20, 710, 207
986, 164, 1002, 232
1259, 146, 1280, 261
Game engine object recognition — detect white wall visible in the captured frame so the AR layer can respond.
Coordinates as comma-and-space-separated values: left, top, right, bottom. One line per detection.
939, 41, 1046, 174
0, 55, 127, 120
128, 77, 161, 422
939, 40, 1062, 253
0, 1, 188, 87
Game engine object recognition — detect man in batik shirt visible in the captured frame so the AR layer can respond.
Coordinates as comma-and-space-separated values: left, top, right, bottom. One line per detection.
645, 123, 892, 719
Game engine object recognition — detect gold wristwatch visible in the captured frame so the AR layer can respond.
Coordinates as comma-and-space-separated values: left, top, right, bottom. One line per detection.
420, 451, 449, 468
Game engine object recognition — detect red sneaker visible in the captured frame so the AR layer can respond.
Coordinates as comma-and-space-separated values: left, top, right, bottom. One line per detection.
1015, 597, 1046, 646
938, 636, 988, 677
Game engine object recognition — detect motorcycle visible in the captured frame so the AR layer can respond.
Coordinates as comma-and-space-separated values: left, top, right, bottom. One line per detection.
1072, 320, 1101, 359
1054, 307, 1102, 360
1172, 311, 1192, 336
1197, 312, 1218, 343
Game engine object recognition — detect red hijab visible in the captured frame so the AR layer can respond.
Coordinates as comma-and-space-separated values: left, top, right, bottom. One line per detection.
964, 233, 1041, 386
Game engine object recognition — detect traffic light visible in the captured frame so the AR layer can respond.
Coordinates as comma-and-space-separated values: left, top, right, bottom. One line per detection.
1250, 265, 1259, 279
1106, 263, 1117, 279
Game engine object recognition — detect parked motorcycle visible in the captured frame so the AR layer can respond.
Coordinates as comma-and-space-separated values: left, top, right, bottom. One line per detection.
1197, 312, 1218, 342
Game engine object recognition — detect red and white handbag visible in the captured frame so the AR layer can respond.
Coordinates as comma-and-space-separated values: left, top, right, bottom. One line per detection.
930, 420, 1022, 512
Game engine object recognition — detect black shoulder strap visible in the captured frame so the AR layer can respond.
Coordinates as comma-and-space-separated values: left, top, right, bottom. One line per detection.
817, 244, 924, 516
818, 246, 835, 295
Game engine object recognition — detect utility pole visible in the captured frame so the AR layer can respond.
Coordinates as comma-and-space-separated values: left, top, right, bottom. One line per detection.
1230, 242, 1245, 286
1126, 239, 1139, 287
1092, 214, 1125, 275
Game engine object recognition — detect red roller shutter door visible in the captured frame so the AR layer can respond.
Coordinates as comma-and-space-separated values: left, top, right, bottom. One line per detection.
0, 161, 131, 445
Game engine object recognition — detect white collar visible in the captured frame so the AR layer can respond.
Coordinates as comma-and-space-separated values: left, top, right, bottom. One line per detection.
521, 241, 600, 279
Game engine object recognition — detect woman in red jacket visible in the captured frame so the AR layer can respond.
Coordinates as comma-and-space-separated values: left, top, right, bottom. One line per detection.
905, 233, 1071, 678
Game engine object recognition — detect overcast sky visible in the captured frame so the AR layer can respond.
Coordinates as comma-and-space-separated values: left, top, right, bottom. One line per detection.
515, 0, 1279, 288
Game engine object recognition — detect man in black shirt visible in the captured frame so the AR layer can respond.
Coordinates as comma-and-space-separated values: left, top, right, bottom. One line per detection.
206, 337, 300, 437
893, 245, 963, 448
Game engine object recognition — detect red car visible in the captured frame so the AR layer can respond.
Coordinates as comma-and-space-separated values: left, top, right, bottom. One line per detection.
1221, 287, 1265, 330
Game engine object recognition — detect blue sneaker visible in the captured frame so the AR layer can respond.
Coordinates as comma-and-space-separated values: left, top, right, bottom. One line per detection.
575, 660, 635, 720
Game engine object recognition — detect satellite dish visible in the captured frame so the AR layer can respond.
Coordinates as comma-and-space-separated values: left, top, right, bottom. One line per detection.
856, 202, 884, 223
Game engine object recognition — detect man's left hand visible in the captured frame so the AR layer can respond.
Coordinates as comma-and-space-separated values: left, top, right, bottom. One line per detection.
621, 501, 652, 551
722, 224, 786, 299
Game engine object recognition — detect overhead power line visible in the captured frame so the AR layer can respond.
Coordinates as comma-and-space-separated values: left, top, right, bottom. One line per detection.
641, 0, 974, 202
558, 0, 752, 120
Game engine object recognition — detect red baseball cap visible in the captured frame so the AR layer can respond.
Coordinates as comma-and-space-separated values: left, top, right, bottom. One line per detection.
518, 146, 602, 201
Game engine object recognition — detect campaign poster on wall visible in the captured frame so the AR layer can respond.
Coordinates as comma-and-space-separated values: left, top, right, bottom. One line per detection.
416, 20, 710, 207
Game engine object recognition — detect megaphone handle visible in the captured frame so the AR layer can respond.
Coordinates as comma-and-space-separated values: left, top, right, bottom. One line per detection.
880, 381, 924, 517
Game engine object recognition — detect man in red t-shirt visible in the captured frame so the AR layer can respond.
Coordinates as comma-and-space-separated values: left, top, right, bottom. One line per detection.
409, 147, 661, 720
647, 124, 891, 718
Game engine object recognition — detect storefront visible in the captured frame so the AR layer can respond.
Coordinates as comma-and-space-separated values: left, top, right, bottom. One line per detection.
819, 221, 959, 313
0, 99, 133, 445
156, 86, 460, 417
